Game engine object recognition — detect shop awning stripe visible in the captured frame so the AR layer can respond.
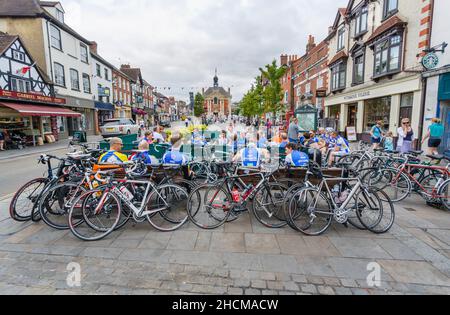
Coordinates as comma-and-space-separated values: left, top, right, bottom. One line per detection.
0, 102, 81, 117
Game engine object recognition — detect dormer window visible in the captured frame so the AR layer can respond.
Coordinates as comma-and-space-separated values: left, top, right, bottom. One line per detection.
56, 9, 64, 23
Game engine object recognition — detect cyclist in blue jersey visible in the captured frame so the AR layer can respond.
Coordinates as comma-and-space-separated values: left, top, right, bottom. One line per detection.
162, 134, 189, 165
285, 143, 310, 167
131, 141, 160, 165
328, 131, 350, 166
233, 140, 269, 168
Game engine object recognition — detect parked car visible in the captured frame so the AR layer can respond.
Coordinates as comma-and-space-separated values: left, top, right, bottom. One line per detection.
159, 121, 171, 128
100, 119, 140, 138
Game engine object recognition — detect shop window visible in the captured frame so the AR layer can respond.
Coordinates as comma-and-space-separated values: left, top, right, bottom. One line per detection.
328, 105, 341, 120
373, 34, 402, 78
399, 93, 414, 126
57, 116, 66, 133
42, 117, 52, 134
364, 96, 391, 132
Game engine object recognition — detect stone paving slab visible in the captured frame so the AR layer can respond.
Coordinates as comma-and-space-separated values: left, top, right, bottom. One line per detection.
1, 195, 450, 295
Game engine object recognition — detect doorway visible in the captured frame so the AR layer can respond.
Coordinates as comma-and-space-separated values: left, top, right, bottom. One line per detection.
347, 104, 357, 127
441, 102, 450, 156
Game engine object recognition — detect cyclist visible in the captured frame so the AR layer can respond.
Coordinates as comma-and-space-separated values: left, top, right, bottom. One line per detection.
233, 141, 269, 168
285, 143, 310, 167
328, 131, 350, 166
162, 133, 189, 165
98, 137, 129, 164
130, 140, 160, 165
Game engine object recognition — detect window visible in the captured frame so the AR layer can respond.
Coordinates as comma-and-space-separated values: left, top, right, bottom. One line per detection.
70, 69, 79, 91
54, 62, 65, 86
374, 34, 402, 77
337, 28, 345, 51
104, 68, 109, 81
317, 76, 324, 88
11, 78, 31, 93
353, 50, 365, 85
12, 50, 25, 62
50, 24, 62, 50
284, 91, 288, 102
297, 87, 301, 96
354, 6, 368, 37
364, 97, 391, 132
56, 9, 64, 23
82, 73, 91, 93
399, 93, 414, 125
305, 82, 311, 93
328, 105, 340, 120
214, 97, 218, 105
96, 64, 101, 77
383, 0, 398, 19
331, 63, 346, 91
80, 44, 88, 63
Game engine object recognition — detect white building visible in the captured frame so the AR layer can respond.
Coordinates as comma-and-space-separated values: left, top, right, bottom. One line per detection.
89, 42, 114, 129
0, 0, 96, 138
324, 0, 434, 145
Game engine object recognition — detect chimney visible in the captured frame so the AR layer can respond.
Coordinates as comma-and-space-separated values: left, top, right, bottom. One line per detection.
306, 35, 316, 54
202, 88, 205, 94
90, 41, 98, 54
280, 54, 288, 67
121, 64, 131, 69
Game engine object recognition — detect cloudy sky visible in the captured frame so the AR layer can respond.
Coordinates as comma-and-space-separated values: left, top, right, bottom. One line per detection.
61, 0, 347, 102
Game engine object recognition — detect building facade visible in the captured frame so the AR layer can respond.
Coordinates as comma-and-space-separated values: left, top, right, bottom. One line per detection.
324, 0, 431, 143
421, 0, 450, 155
90, 42, 114, 132
203, 71, 232, 119
0, 32, 79, 146
112, 68, 133, 119
0, 0, 97, 138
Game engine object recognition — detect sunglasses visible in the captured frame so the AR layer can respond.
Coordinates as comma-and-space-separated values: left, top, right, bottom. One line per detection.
402, 122, 410, 125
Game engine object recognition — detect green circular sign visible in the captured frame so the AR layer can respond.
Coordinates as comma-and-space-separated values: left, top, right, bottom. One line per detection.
422, 53, 439, 70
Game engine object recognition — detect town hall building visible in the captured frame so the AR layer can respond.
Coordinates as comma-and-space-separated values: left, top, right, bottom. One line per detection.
203, 70, 232, 118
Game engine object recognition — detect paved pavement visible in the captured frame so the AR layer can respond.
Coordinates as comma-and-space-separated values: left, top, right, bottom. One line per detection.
0, 192, 449, 295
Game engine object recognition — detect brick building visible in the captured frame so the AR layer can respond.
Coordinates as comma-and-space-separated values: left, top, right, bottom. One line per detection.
112, 67, 133, 119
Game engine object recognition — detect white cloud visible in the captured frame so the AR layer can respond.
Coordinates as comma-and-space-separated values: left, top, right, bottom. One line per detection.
61, 0, 348, 101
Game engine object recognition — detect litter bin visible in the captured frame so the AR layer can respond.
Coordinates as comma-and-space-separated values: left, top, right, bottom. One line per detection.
72, 131, 87, 143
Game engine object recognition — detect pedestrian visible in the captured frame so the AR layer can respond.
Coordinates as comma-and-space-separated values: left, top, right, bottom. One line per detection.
153, 126, 165, 144
397, 118, 415, 154
422, 118, 445, 155
384, 131, 394, 152
370, 120, 384, 150
266, 118, 272, 140
143, 131, 153, 144
288, 118, 300, 144
0, 129, 5, 151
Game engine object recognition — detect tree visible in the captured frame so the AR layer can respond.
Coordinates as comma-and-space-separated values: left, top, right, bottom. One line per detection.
238, 76, 265, 119
259, 60, 287, 116
193, 92, 205, 117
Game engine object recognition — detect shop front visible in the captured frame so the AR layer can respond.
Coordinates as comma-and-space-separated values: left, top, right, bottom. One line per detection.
325, 75, 422, 142
57, 95, 96, 138
0, 102, 80, 147
95, 101, 115, 126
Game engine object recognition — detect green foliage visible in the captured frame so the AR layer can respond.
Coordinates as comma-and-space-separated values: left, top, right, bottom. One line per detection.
259, 60, 287, 115
194, 93, 205, 117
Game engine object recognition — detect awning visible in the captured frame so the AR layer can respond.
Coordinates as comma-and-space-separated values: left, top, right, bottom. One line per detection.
0, 102, 81, 117
95, 102, 115, 111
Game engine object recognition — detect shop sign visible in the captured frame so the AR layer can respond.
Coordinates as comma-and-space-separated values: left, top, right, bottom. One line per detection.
346, 126, 357, 142
422, 53, 439, 70
344, 91, 371, 101
316, 90, 327, 98
0, 89, 66, 105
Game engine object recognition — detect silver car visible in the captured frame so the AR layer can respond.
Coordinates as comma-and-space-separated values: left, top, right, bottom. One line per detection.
100, 119, 140, 138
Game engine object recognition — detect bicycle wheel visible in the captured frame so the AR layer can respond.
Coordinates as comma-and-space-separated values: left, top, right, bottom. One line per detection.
39, 182, 87, 230
438, 179, 450, 211
350, 188, 384, 232
288, 187, 333, 236
187, 184, 232, 229
251, 183, 288, 228
9, 178, 47, 222
366, 189, 395, 234
146, 184, 189, 231
68, 189, 122, 241
362, 168, 411, 203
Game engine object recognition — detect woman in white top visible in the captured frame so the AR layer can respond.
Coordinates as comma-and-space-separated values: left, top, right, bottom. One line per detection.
397, 118, 415, 154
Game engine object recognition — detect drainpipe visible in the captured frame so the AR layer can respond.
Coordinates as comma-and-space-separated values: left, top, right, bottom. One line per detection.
45, 20, 54, 96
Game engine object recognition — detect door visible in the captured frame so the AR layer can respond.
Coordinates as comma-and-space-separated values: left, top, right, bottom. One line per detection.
442, 103, 450, 156
347, 104, 357, 127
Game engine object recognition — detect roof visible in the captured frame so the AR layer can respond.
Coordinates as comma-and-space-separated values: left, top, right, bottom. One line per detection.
0, 0, 43, 17
90, 50, 115, 70
111, 67, 134, 82
0, 32, 18, 56
120, 67, 142, 84
326, 7, 348, 40
203, 86, 231, 98
328, 51, 348, 66
0, 0, 91, 45
367, 15, 407, 43
40, 1, 60, 8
